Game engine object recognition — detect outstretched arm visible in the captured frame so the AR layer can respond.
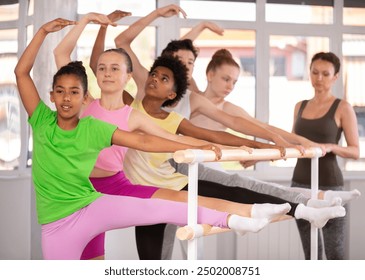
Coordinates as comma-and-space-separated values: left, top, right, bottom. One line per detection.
181, 21, 224, 41
54, 12, 117, 69
15, 18, 75, 117
177, 118, 285, 156
128, 108, 212, 147
112, 129, 221, 160
190, 93, 301, 153
262, 121, 318, 147
225, 101, 313, 149
114, 4, 186, 99
89, 10, 131, 74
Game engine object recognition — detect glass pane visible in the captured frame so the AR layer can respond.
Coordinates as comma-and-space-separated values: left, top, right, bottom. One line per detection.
0, 28, 17, 52
76, 25, 156, 98
28, 0, 34, 16
0, 83, 20, 170
266, 3, 333, 24
27, 129, 33, 167
0, 3, 19, 22
183, 28, 256, 170
0, 28, 19, 170
77, 0, 155, 17
269, 35, 329, 167
26, 24, 33, 45
181, 1, 255, 21
343, 7, 365, 26
343, 34, 365, 170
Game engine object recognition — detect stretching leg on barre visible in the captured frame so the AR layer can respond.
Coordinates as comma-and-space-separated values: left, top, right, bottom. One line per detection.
170, 159, 360, 207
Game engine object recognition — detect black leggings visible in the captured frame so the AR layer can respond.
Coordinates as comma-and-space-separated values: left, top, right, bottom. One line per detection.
135, 179, 298, 259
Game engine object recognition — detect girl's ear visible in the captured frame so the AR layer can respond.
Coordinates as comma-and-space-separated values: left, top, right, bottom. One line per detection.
50, 91, 55, 103
126, 72, 133, 82
82, 90, 89, 104
333, 72, 339, 82
207, 71, 214, 83
167, 90, 177, 100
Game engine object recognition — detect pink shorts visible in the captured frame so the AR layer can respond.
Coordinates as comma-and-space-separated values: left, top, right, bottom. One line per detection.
90, 171, 159, 198
81, 172, 159, 260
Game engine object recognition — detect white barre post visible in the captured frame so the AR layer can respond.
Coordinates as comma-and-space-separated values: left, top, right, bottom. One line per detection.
187, 161, 199, 260
174, 147, 323, 260
311, 155, 319, 260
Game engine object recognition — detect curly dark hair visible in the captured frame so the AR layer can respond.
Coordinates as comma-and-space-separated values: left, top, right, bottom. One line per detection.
149, 55, 189, 107
161, 39, 199, 60
52, 61, 88, 95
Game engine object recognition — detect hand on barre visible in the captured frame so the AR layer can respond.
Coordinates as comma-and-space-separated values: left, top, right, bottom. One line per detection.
239, 160, 258, 169
197, 143, 222, 161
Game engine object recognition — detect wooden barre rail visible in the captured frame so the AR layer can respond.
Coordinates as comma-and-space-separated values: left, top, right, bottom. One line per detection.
175, 146, 322, 260
173, 147, 323, 164
176, 225, 231, 241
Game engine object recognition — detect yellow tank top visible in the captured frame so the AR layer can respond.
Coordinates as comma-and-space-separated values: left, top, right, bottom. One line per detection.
123, 99, 188, 190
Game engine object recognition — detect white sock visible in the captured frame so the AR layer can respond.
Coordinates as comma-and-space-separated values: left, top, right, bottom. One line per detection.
251, 203, 291, 221
228, 215, 269, 236
324, 189, 361, 205
294, 203, 346, 228
307, 197, 342, 208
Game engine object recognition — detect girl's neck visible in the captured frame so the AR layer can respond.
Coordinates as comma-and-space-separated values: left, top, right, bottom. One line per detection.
57, 117, 79, 131
203, 88, 224, 105
142, 96, 168, 119
100, 92, 125, 110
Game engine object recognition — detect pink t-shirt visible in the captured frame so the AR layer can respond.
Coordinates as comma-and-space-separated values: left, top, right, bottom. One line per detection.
81, 99, 132, 172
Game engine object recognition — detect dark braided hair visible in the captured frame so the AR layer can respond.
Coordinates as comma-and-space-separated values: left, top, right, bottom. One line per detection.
52, 61, 88, 95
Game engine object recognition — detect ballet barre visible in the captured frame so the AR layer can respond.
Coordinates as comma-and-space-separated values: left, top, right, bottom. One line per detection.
173, 147, 323, 260
176, 224, 231, 241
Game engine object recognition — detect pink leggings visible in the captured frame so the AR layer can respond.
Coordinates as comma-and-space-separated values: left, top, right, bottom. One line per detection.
41, 194, 229, 260
81, 172, 159, 259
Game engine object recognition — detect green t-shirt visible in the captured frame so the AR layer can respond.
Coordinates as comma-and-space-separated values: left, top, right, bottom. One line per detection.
28, 101, 117, 224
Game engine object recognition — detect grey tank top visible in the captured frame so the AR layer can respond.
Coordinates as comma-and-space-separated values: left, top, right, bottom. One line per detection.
292, 98, 344, 186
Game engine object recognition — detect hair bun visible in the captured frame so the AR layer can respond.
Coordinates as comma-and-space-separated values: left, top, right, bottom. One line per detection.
68, 61, 86, 72
212, 49, 232, 59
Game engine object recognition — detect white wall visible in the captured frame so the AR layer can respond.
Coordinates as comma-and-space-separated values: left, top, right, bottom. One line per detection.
348, 179, 365, 259
0, 175, 31, 260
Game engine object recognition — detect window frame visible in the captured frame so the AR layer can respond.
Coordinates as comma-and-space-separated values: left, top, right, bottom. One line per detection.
0, 0, 31, 176
4, 0, 365, 179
